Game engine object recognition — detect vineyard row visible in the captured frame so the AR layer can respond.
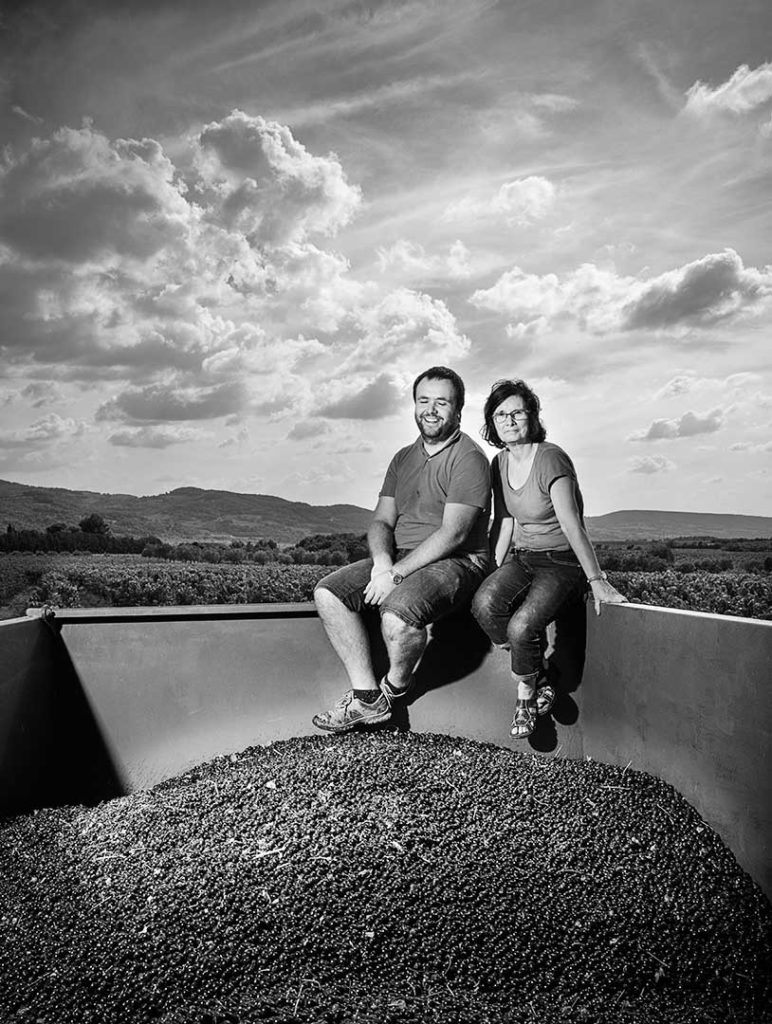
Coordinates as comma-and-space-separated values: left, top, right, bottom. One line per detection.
2, 555, 769, 621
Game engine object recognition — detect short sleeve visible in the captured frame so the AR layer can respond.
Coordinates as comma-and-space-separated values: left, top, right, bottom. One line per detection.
379, 452, 399, 497
538, 445, 577, 493
445, 448, 491, 509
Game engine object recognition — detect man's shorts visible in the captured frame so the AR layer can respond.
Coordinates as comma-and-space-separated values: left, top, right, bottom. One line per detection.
314, 552, 488, 630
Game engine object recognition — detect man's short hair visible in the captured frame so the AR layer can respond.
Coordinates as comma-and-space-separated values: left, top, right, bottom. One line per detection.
412, 366, 466, 411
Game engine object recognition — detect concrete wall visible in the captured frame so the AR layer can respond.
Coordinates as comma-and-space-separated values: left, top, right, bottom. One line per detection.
1, 602, 770, 898
581, 602, 772, 899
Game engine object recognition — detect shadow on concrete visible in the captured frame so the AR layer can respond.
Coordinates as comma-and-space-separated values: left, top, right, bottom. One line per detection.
528, 593, 588, 750
361, 592, 587, 746
364, 605, 491, 733
0, 617, 126, 818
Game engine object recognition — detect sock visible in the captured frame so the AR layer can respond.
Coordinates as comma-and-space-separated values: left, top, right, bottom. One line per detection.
353, 689, 381, 704
382, 675, 406, 694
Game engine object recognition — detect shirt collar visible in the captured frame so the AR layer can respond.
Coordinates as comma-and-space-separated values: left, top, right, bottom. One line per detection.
418, 428, 462, 459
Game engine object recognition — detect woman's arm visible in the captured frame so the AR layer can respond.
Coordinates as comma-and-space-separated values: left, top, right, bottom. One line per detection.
550, 476, 627, 615
488, 456, 514, 567
489, 515, 514, 567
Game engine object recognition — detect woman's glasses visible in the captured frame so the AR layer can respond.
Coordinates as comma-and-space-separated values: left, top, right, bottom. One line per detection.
493, 410, 528, 423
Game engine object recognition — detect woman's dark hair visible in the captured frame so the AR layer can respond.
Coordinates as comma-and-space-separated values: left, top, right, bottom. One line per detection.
480, 379, 547, 449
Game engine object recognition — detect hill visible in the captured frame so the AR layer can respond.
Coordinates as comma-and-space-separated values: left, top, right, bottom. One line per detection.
1, 479, 770, 544
584, 510, 772, 542
0, 479, 373, 544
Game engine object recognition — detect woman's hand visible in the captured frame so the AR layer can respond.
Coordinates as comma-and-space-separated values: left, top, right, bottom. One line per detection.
590, 578, 628, 616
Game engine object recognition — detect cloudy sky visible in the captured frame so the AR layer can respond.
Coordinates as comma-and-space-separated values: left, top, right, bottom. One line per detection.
0, 0, 770, 516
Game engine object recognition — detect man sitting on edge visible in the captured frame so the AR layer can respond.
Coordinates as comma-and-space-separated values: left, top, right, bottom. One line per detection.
312, 365, 491, 733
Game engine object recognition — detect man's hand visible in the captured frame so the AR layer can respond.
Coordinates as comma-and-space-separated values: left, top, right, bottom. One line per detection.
364, 568, 397, 606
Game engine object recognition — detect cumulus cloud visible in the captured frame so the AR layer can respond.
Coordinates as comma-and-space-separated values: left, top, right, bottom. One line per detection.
730, 440, 772, 454
684, 62, 772, 117
376, 239, 472, 280
96, 380, 248, 423
470, 249, 772, 334
218, 427, 251, 449
654, 375, 697, 398
329, 440, 375, 454
470, 262, 632, 333
0, 413, 86, 448
0, 123, 191, 264
628, 408, 724, 442
628, 455, 676, 474
1, 381, 62, 407
287, 418, 332, 441
108, 425, 206, 448
319, 374, 403, 420
505, 317, 548, 340
196, 110, 362, 247
530, 94, 579, 113
654, 371, 766, 401
21, 381, 63, 407
267, 243, 364, 334
443, 176, 556, 226
346, 288, 470, 371
0, 114, 368, 435
624, 250, 769, 330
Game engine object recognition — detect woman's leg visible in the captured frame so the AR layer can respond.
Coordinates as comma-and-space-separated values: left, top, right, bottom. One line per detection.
506, 557, 586, 737
472, 559, 542, 738
471, 557, 532, 647
506, 560, 585, 678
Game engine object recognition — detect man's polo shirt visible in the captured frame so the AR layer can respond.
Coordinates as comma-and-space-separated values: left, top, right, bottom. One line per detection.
379, 430, 491, 557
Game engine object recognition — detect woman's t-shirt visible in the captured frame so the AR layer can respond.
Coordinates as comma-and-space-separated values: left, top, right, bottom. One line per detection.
492, 442, 585, 551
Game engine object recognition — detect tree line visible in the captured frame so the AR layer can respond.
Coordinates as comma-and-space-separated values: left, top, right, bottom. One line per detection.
1, 518, 370, 567
3, 516, 770, 572
141, 532, 370, 566
2, 515, 160, 554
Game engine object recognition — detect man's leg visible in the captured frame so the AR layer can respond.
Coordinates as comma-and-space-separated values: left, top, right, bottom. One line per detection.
314, 586, 379, 691
379, 555, 485, 697
380, 612, 427, 691
311, 562, 392, 733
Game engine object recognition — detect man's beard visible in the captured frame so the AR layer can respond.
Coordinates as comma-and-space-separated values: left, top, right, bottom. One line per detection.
416, 413, 458, 444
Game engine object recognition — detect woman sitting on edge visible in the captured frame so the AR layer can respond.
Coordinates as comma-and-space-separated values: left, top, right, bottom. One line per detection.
471, 378, 627, 740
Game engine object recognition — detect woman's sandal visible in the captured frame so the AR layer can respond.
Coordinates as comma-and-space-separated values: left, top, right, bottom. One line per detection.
511, 698, 537, 739
535, 684, 557, 716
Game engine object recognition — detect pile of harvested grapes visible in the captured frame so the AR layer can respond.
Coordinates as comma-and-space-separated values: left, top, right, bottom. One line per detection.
1, 732, 770, 1023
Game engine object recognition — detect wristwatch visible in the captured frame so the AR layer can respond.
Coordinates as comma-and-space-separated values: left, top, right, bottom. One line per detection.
390, 570, 404, 585
587, 571, 608, 584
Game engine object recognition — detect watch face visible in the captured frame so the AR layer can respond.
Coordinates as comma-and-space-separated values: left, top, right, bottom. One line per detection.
391, 572, 403, 584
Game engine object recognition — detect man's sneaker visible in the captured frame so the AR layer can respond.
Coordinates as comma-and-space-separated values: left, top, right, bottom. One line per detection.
312, 691, 392, 734
379, 675, 414, 707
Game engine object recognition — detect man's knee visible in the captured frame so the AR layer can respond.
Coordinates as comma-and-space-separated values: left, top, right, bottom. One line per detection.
381, 609, 423, 643
314, 584, 344, 616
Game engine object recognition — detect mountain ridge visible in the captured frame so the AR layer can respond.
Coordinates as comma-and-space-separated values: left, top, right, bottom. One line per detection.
1, 478, 770, 544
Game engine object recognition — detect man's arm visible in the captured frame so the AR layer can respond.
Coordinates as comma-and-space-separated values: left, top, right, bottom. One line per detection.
367, 496, 398, 573
364, 501, 482, 606
393, 502, 480, 577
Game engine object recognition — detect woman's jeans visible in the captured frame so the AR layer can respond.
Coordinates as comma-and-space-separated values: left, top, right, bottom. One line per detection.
471, 549, 587, 677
